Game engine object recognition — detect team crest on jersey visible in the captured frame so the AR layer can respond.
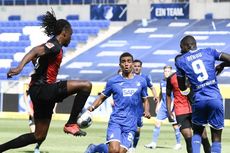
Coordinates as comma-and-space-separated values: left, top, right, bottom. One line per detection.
136, 82, 141, 86
45, 42, 55, 49
123, 88, 137, 97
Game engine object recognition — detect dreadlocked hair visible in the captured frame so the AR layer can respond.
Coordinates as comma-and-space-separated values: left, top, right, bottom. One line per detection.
41, 10, 71, 37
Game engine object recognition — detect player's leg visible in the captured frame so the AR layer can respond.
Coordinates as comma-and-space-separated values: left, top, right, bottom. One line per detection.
120, 130, 135, 153
145, 108, 167, 149
109, 141, 120, 153
64, 80, 92, 135
172, 123, 182, 150
176, 114, 193, 153
210, 128, 222, 153
207, 98, 224, 153
201, 128, 211, 153
192, 124, 205, 153
132, 117, 143, 149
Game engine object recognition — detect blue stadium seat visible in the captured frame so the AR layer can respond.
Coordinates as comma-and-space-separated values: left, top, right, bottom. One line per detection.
4, 0, 14, 5
66, 15, 79, 21
49, 0, 59, 4
19, 35, 30, 41
8, 15, 21, 21
15, 0, 25, 5
38, 0, 47, 4
26, 0, 36, 5
61, 0, 71, 4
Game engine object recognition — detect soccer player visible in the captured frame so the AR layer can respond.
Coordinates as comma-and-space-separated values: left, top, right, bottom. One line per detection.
145, 66, 182, 150
175, 35, 230, 153
128, 59, 158, 151
0, 10, 92, 152
166, 72, 210, 153
88, 52, 151, 153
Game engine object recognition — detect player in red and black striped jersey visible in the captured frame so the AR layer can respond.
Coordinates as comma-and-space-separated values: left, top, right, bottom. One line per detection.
166, 73, 210, 153
1, 10, 92, 152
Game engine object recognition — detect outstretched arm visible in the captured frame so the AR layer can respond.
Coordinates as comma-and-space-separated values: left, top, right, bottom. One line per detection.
7, 45, 45, 78
88, 94, 107, 112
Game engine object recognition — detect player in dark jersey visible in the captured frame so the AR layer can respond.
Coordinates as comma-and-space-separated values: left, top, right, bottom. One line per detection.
0, 10, 92, 152
175, 35, 230, 153
166, 72, 210, 153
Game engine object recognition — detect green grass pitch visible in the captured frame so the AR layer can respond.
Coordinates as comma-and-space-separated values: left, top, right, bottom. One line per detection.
0, 118, 230, 153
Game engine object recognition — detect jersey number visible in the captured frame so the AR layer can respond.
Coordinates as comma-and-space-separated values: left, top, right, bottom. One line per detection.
191, 59, 208, 82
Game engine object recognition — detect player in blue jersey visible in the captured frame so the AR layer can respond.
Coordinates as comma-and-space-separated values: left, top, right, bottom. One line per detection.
145, 66, 182, 150
126, 59, 158, 152
88, 52, 151, 153
175, 35, 230, 153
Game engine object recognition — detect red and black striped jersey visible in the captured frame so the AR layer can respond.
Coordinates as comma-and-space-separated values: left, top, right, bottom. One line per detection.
30, 37, 63, 85
166, 73, 192, 115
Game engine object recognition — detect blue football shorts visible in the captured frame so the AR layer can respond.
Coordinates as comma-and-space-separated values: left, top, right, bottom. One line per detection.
192, 99, 224, 129
106, 121, 135, 150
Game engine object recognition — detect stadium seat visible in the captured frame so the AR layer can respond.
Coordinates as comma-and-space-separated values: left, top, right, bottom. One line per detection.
8, 15, 21, 21
26, 0, 36, 5
66, 15, 79, 20
61, 0, 71, 4
4, 0, 14, 5
49, 0, 59, 4
15, 0, 25, 5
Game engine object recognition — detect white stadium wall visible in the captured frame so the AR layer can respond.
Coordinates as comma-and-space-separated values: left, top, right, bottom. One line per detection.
0, 1, 230, 21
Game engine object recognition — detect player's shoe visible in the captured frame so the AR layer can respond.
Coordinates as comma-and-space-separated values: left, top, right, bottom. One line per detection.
34, 148, 40, 153
173, 143, 182, 150
64, 123, 87, 136
127, 147, 135, 153
144, 142, 156, 149
84, 144, 96, 153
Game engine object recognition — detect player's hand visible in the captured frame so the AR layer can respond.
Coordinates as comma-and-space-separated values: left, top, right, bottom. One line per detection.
215, 64, 224, 76
88, 105, 95, 112
144, 111, 151, 119
7, 67, 22, 78
168, 112, 175, 122
153, 97, 159, 103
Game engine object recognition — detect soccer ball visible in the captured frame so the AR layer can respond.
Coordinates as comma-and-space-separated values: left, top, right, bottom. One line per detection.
77, 110, 93, 129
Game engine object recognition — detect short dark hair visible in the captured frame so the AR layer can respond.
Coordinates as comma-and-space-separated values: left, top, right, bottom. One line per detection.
41, 10, 71, 37
119, 52, 133, 63
180, 35, 197, 51
163, 65, 172, 70
133, 59, 142, 66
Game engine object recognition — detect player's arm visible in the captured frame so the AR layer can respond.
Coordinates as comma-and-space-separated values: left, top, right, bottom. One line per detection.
166, 76, 174, 121
143, 97, 151, 119
7, 45, 46, 78
155, 85, 162, 114
150, 86, 159, 103
215, 53, 230, 75
88, 94, 107, 112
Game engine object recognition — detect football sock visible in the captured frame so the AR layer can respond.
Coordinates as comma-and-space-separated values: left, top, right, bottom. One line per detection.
152, 126, 160, 143
133, 131, 140, 148
201, 137, 210, 153
67, 91, 90, 124
94, 144, 109, 153
0, 133, 37, 152
192, 134, 201, 153
174, 127, 181, 144
211, 142, 221, 153
185, 137, 192, 153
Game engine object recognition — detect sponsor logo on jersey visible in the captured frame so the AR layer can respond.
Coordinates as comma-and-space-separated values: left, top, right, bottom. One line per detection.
45, 42, 55, 49
123, 88, 137, 97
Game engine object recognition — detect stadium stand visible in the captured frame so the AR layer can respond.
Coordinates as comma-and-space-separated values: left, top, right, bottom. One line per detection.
58, 19, 230, 84
0, 19, 110, 80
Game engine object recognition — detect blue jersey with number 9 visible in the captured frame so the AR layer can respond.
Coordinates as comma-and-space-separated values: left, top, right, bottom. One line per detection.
175, 48, 222, 101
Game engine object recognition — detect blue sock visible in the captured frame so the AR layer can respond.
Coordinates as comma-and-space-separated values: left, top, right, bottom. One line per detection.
211, 142, 221, 153
152, 126, 160, 143
192, 134, 201, 153
94, 144, 109, 153
174, 127, 181, 144
133, 131, 140, 148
